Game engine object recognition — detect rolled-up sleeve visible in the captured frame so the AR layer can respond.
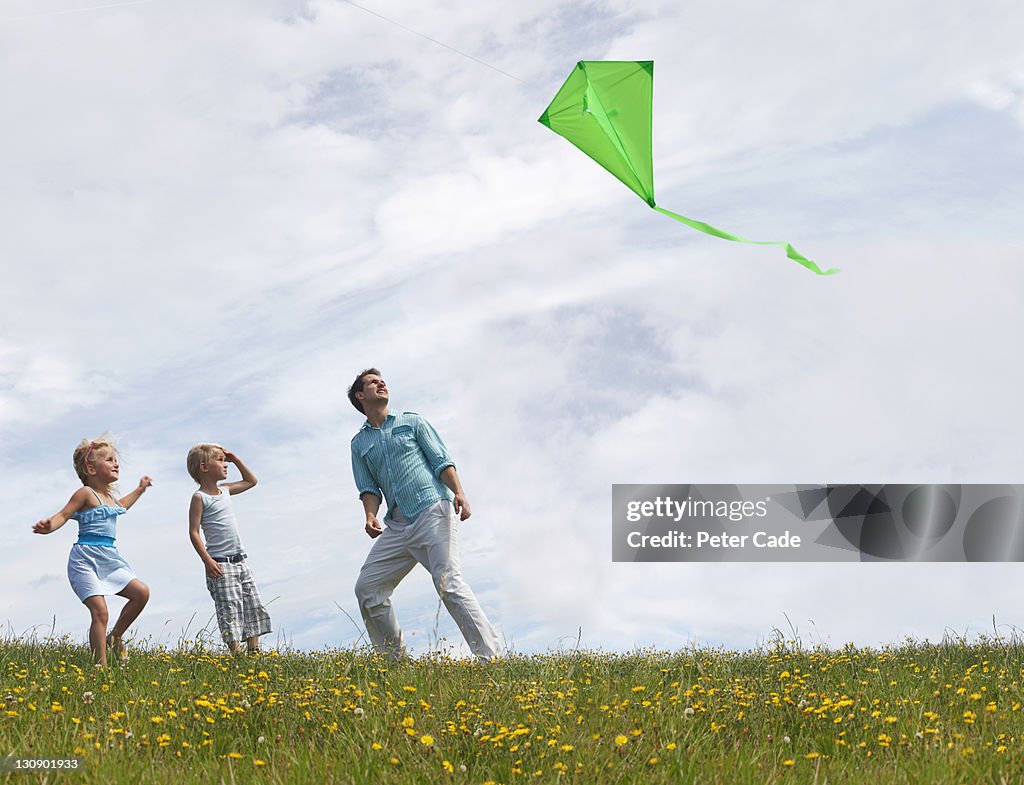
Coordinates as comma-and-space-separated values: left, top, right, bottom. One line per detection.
415, 416, 455, 479
351, 440, 382, 499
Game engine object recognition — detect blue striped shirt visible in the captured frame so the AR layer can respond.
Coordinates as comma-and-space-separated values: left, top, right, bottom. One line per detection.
351, 411, 455, 521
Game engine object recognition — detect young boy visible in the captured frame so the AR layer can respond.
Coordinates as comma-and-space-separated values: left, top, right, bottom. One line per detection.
186, 444, 271, 652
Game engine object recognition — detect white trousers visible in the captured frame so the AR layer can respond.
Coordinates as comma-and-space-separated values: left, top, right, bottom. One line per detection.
354, 500, 502, 659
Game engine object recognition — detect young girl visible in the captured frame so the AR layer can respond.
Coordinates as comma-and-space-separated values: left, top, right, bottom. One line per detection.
33, 438, 152, 666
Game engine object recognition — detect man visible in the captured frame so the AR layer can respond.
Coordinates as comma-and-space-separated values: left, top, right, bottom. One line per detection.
348, 368, 502, 660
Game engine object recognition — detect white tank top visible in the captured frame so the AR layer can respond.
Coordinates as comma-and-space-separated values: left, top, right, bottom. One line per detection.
197, 488, 245, 558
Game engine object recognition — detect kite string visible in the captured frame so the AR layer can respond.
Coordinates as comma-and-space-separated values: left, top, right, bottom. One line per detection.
336, 0, 527, 84
0, 0, 155, 23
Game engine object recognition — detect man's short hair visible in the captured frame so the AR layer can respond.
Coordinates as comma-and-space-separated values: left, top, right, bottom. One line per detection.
347, 368, 382, 414
186, 443, 224, 483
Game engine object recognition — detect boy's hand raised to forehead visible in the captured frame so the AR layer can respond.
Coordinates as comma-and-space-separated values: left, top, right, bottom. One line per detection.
222, 449, 238, 463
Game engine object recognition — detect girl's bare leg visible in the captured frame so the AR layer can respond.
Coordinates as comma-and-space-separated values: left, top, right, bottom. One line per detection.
83, 596, 109, 666
108, 579, 150, 657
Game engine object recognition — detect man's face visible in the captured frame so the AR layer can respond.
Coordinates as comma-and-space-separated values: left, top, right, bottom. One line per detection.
358, 374, 389, 407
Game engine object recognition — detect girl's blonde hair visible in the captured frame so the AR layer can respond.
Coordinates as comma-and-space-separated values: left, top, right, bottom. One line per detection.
73, 437, 118, 492
187, 443, 224, 483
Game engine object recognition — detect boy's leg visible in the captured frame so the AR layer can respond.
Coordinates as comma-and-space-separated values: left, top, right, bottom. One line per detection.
207, 564, 244, 651
354, 526, 417, 657
408, 502, 502, 660
83, 596, 109, 665
236, 563, 272, 648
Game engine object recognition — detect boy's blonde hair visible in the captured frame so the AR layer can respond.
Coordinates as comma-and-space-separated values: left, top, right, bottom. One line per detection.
187, 443, 224, 483
73, 437, 118, 492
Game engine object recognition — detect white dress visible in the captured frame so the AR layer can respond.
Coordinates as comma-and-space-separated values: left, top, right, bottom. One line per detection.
66, 500, 137, 602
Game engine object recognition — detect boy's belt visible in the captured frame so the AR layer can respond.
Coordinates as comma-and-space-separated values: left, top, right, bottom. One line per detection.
212, 553, 247, 564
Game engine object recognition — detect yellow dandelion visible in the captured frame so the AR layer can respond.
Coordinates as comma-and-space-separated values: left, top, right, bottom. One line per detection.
254, 760, 266, 767
442, 760, 454, 772
783, 759, 795, 766
228, 752, 243, 759
615, 735, 628, 746
420, 734, 434, 746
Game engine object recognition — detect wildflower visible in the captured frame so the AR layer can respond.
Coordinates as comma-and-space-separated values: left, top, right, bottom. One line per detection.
257, 736, 265, 744
783, 760, 795, 766
228, 752, 243, 759
615, 735, 628, 746
783, 736, 791, 744
254, 760, 266, 767
420, 734, 434, 746
683, 707, 695, 717
82, 691, 94, 704
442, 760, 454, 773
354, 707, 365, 719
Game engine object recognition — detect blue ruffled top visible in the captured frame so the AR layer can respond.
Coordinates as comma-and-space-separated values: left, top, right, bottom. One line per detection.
71, 503, 126, 541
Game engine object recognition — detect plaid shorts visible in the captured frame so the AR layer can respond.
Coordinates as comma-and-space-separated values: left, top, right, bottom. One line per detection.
206, 560, 272, 645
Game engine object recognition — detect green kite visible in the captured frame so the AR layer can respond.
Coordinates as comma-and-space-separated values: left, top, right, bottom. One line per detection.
539, 61, 837, 275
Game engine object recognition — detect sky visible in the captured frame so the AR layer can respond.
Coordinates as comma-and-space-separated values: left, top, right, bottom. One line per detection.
3, 0, 1024, 656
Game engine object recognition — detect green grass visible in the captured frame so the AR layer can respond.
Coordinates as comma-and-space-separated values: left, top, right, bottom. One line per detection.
3, 635, 1024, 784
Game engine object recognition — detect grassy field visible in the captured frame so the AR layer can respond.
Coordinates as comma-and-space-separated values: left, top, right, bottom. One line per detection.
3, 635, 1024, 784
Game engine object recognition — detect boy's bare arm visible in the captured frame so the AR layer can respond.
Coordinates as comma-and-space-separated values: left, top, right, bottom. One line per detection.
222, 449, 257, 495
188, 493, 222, 578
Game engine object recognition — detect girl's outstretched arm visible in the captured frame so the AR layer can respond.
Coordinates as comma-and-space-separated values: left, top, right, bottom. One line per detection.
33, 487, 92, 534
118, 476, 153, 510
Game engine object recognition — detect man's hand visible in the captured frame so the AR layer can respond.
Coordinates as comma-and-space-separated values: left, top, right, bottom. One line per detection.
365, 515, 383, 538
452, 493, 472, 521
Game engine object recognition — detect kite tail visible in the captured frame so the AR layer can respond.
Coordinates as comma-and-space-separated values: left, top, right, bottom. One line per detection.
653, 206, 839, 275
